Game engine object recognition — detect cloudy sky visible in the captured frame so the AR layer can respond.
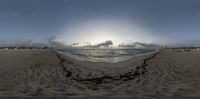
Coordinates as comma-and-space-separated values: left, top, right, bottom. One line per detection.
1, 0, 200, 46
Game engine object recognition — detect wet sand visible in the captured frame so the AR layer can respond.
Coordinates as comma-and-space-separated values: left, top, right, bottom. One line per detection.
0, 48, 200, 97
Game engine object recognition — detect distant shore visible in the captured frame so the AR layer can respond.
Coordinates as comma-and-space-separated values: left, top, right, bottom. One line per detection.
0, 48, 200, 97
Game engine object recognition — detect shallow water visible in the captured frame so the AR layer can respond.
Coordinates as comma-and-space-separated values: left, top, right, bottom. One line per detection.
56, 48, 156, 63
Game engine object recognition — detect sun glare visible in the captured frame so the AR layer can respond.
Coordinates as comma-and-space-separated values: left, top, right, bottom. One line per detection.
58, 19, 153, 46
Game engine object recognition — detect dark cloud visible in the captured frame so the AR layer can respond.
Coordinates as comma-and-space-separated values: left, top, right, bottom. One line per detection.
72, 42, 91, 47
118, 42, 160, 49
48, 37, 69, 49
71, 40, 113, 48
84, 40, 113, 48
94, 40, 113, 48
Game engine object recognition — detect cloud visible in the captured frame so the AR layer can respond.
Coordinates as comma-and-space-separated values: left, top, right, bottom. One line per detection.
48, 37, 69, 49
47, 38, 160, 49
93, 40, 113, 48
71, 40, 113, 48
118, 42, 160, 49
72, 42, 91, 47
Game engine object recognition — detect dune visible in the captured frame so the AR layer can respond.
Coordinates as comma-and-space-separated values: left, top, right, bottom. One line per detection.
0, 48, 200, 97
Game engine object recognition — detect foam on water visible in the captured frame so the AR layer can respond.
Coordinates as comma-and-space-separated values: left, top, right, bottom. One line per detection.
56, 49, 156, 63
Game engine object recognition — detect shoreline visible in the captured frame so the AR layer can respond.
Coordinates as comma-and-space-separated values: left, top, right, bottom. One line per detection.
55, 48, 158, 63
0, 48, 200, 97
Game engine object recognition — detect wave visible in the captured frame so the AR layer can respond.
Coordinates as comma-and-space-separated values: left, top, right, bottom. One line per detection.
56, 48, 156, 63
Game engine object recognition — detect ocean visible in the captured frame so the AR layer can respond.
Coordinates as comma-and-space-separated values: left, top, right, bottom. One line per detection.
56, 48, 156, 63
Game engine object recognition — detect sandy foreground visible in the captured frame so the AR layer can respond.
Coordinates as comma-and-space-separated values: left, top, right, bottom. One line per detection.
0, 48, 200, 97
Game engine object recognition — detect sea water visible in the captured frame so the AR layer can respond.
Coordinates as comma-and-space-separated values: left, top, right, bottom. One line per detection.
56, 48, 156, 63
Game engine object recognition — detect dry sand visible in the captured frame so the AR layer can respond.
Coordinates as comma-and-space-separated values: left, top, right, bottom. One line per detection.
0, 48, 200, 97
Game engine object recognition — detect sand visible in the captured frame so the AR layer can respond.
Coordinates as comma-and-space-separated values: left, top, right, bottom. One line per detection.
0, 48, 200, 97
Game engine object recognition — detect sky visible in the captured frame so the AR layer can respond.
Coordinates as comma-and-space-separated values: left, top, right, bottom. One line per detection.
1, 0, 200, 46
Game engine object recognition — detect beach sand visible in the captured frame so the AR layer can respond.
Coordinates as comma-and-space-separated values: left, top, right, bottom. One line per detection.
0, 48, 200, 97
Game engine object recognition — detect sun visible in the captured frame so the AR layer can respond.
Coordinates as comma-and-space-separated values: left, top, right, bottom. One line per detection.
83, 30, 120, 43
58, 18, 152, 45
73, 20, 128, 45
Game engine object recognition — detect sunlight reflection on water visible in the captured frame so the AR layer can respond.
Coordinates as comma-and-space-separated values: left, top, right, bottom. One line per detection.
56, 49, 155, 63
